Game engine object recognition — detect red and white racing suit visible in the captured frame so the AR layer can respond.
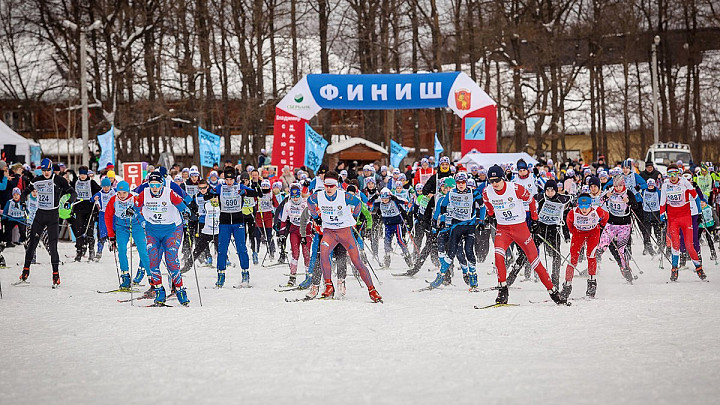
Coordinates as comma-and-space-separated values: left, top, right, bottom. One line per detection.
565, 206, 609, 282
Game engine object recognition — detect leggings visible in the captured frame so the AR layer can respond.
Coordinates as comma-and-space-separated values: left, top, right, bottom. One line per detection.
597, 223, 632, 269
319, 227, 373, 288
493, 222, 553, 290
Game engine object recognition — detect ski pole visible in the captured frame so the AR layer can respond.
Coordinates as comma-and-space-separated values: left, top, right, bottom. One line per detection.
186, 225, 203, 307
352, 227, 382, 285
111, 238, 122, 287
128, 218, 135, 306
535, 232, 581, 274
631, 210, 672, 265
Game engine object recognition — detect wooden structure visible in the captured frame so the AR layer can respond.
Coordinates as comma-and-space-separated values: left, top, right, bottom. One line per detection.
326, 137, 388, 168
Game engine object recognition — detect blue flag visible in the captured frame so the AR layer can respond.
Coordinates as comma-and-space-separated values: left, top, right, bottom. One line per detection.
198, 127, 221, 168
304, 123, 328, 172
97, 126, 115, 170
390, 139, 408, 168
434, 133, 444, 164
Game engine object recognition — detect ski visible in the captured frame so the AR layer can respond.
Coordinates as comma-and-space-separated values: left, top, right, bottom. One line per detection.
12, 280, 30, 287
527, 299, 573, 306
146, 303, 173, 307
392, 272, 417, 277
285, 296, 315, 302
97, 288, 143, 294
232, 285, 254, 289
414, 285, 436, 292
474, 303, 520, 309
282, 273, 306, 277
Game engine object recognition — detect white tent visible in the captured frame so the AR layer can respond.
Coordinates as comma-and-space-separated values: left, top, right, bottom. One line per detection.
458, 149, 539, 168
0, 119, 41, 164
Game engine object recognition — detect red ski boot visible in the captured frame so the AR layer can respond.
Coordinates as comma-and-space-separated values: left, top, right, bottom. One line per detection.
52, 271, 60, 289
368, 287, 383, 303
320, 279, 334, 299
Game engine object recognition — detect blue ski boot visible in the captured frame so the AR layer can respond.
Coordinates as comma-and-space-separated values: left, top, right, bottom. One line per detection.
205, 255, 213, 267
176, 287, 190, 306
132, 267, 145, 285
241, 270, 250, 287
119, 273, 131, 289
429, 257, 452, 288
468, 266, 478, 290
252, 251, 259, 265
154, 285, 167, 305
216, 270, 225, 288
298, 275, 313, 289
461, 265, 470, 286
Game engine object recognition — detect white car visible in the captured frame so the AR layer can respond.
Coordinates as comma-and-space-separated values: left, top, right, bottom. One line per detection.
644, 142, 693, 174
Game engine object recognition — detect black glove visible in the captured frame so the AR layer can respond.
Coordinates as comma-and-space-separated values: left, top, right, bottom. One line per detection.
635, 185, 641, 192
124, 206, 136, 217
476, 220, 485, 231
312, 216, 322, 227
108, 236, 117, 252
182, 211, 190, 221
300, 236, 308, 245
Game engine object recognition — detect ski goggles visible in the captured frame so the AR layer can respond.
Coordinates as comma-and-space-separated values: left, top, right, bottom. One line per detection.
290, 188, 301, 198
666, 169, 680, 177
148, 182, 163, 189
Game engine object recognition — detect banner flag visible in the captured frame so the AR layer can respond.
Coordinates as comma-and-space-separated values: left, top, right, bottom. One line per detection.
198, 127, 221, 168
434, 133, 444, 163
97, 126, 115, 170
304, 123, 328, 172
390, 139, 408, 168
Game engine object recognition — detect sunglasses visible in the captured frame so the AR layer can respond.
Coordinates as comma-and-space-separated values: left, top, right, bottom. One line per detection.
199, 186, 208, 190
489, 177, 503, 183
324, 184, 337, 189
149, 183, 163, 188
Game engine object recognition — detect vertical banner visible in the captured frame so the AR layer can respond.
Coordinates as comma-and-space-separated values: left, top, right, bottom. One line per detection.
434, 133, 444, 163
461, 105, 497, 154
198, 127, 221, 168
304, 123, 328, 172
30, 145, 42, 166
122, 162, 144, 189
390, 139, 408, 168
272, 108, 307, 174
97, 126, 115, 170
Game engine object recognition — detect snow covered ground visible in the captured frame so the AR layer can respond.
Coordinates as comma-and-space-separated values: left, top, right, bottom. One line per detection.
1, 236, 719, 405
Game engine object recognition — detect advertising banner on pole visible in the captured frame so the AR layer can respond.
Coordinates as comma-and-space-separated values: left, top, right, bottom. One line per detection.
122, 162, 144, 189
272, 108, 307, 174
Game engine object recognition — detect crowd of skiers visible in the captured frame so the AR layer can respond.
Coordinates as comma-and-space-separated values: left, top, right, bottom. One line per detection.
4, 152, 719, 306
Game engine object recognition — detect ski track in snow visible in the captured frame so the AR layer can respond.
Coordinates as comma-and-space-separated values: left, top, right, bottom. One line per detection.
1, 239, 719, 405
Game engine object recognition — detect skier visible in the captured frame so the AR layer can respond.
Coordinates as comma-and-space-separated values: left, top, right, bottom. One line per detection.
181, 179, 217, 272
532, 180, 572, 287
92, 177, 116, 261
660, 165, 706, 281
481, 165, 566, 305
71, 166, 101, 261
427, 172, 483, 290
132, 171, 190, 306
16, 158, 77, 287
105, 181, 151, 290
640, 179, 662, 255
595, 176, 635, 283
564, 193, 609, 298
186, 193, 221, 273
369, 187, 413, 268
3, 188, 27, 246
306, 171, 382, 302
215, 168, 260, 288
255, 179, 278, 261
278, 184, 311, 286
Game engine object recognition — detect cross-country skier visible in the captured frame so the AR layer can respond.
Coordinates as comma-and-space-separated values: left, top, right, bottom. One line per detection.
564, 193, 609, 298
16, 158, 77, 287
640, 179, 662, 255
215, 168, 260, 288
71, 166, 101, 261
92, 177, 116, 261
368, 187, 413, 268
660, 165, 706, 281
278, 184, 310, 287
3, 188, 26, 246
255, 179, 278, 261
306, 171, 382, 302
132, 171, 190, 306
105, 181, 151, 290
532, 179, 572, 287
595, 175, 635, 283
427, 172, 483, 290
181, 179, 217, 272
481, 165, 566, 305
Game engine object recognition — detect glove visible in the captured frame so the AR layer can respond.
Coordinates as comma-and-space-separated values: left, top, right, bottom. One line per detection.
312, 216, 322, 227
635, 185, 641, 192
300, 236, 308, 245
660, 213, 667, 222
124, 206, 136, 217
476, 220, 485, 231
108, 236, 117, 252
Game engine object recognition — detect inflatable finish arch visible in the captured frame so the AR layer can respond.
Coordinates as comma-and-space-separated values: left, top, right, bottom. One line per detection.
272, 72, 497, 172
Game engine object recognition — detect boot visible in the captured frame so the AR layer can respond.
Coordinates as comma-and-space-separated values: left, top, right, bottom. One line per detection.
298, 275, 312, 289
711, 251, 717, 262
132, 268, 145, 285
321, 279, 334, 299
495, 285, 509, 304
20, 267, 29, 281
241, 270, 250, 287
215, 270, 226, 288
443, 263, 453, 285
368, 287, 383, 303
560, 282, 572, 300
621, 267, 634, 283
286, 275, 296, 287
176, 287, 190, 307
467, 266, 478, 289
549, 287, 567, 305
696, 265, 707, 281
337, 278, 346, 298
0, 255, 6, 268
278, 251, 287, 264
305, 284, 319, 299
153, 285, 167, 305
403, 254, 413, 268
252, 251, 259, 265
74, 250, 83, 262
384, 254, 391, 268
586, 279, 597, 298
119, 273, 131, 289
52, 271, 60, 289
428, 272, 445, 289
670, 267, 679, 282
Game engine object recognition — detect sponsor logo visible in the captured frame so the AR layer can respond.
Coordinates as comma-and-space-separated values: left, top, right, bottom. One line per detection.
294, 94, 304, 103
455, 89, 471, 110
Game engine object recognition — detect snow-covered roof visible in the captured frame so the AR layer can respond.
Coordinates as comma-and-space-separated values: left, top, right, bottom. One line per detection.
326, 137, 388, 155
